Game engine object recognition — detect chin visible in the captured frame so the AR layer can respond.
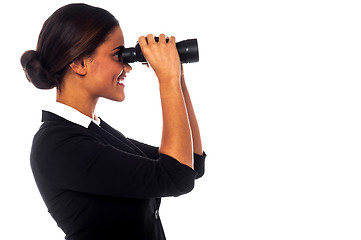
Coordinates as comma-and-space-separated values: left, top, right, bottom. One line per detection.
103, 94, 125, 102
114, 95, 125, 102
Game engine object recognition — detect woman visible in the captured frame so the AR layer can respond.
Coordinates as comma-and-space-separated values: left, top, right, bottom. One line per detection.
20, 3, 205, 240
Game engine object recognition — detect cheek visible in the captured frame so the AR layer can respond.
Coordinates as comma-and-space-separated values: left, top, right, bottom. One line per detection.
91, 60, 122, 82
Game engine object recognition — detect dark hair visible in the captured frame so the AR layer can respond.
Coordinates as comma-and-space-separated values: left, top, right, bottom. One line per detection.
20, 3, 119, 90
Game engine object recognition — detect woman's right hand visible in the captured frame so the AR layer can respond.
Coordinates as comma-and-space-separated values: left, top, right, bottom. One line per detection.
138, 34, 181, 84
138, 35, 193, 169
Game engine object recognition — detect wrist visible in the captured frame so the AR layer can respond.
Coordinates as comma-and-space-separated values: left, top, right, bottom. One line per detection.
158, 78, 182, 94
157, 73, 181, 86
154, 67, 181, 84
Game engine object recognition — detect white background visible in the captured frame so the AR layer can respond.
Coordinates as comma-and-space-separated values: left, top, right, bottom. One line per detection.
1, 0, 361, 239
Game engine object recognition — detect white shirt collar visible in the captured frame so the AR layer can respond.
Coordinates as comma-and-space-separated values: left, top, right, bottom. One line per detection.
43, 102, 101, 128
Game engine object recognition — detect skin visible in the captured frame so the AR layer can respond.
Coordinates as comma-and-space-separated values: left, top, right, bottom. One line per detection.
57, 26, 202, 168
180, 70, 203, 156
57, 27, 131, 120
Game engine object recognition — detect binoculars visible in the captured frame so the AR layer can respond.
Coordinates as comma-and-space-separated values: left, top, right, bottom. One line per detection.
121, 37, 199, 64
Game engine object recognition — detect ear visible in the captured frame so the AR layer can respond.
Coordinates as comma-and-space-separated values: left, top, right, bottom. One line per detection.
69, 58, 87, 76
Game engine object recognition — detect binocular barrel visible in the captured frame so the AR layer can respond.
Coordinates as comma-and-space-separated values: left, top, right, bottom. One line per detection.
122, 38, 199, 64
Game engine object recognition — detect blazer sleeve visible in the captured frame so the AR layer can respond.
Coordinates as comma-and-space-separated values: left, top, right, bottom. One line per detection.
99, 120, 206, 178
31, 126, 198, 199
128, 138, 206, 179
193, 151, 206, 179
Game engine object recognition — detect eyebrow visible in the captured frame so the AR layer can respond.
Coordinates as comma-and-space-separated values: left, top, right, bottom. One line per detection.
112, 46, 124, 51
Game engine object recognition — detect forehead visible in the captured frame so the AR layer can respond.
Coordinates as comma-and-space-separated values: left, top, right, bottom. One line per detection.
100, 26, 124, 50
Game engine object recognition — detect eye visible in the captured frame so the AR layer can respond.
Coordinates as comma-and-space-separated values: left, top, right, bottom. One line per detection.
114, 47, 124, 62
114, 52, 121, 60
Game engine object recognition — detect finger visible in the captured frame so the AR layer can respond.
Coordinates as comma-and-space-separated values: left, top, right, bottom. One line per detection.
146, 34, 155, 44
138, 36, 147, 48
168, 36, 176, 44
158, 34, 166, 43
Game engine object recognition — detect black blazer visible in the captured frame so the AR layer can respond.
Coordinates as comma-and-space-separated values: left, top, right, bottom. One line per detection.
30, 111, 206, 240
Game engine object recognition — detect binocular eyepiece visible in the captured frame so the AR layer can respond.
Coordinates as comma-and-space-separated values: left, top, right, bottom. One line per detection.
121, 37, 199, 64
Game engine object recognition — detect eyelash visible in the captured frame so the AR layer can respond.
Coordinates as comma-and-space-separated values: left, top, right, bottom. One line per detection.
114, 49, 123, 61
113, 52, 122, 62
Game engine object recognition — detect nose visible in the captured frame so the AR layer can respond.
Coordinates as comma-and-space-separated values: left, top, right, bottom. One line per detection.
123, 63, 132, 73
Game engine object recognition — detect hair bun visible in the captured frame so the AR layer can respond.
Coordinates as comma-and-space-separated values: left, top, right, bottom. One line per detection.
20, 50, 56, 89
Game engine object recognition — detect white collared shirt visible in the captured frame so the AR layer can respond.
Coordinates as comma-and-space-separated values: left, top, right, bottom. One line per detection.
43, 101, 101, 128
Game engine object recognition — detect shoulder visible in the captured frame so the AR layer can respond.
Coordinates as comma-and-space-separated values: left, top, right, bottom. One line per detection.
31, 120, 100, 160
30, 120, 109, 178
34, 120, 90, 143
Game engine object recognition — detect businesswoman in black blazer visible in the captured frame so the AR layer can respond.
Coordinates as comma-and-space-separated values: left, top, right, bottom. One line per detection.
20, 3, 205, 240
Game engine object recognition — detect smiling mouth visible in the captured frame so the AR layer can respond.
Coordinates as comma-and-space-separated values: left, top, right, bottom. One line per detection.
117, 74, 126, 86
117, 78, 125, 85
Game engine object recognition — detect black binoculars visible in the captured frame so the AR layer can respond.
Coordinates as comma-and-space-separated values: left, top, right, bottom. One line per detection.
121, 37, 199, 64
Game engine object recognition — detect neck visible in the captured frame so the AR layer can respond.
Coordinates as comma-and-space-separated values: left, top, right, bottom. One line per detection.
56, 88, 99, 120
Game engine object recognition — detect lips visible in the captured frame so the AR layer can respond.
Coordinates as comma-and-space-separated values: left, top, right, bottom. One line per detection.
117, 73, 126, 86
117, 78, 125, 85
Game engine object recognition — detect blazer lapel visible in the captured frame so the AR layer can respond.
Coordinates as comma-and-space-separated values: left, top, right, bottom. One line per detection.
42, 110, 146, 157
88, 121, 146, 157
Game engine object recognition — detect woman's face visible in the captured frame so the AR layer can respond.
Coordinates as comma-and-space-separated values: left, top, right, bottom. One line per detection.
85, 26, 132, 102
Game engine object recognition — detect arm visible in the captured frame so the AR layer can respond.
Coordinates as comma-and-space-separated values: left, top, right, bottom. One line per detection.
139, 34, 193, 169
180, 66, 203, 155
31, 125, 196, 199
